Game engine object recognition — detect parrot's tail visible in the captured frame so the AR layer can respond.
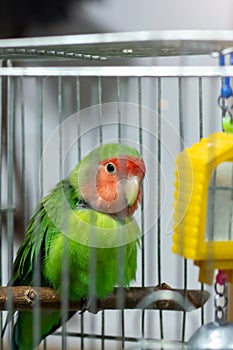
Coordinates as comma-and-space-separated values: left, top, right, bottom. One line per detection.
12, 310, 75, 350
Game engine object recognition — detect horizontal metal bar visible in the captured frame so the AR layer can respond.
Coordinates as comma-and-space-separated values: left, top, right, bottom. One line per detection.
54, 331, 139, 343
209, 186, 233, 191
54, 333, 186, 349
0, 207, 15, 214
2, 30, 233, 48
0, 31, 233, 58
0, 66, 232, 77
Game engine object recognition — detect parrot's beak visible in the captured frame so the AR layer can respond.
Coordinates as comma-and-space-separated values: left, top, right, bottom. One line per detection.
122, 176, 140, 207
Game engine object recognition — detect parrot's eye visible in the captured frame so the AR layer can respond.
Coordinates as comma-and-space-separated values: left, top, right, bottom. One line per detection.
105, 162, 116, 174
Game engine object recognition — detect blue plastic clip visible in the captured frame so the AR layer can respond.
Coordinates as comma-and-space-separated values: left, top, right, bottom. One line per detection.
220, 55, 233, 99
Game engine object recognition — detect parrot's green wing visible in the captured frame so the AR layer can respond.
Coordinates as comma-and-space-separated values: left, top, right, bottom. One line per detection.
6, 179, 79, 350
11, 202, 48, 286
11, 178, 78, 286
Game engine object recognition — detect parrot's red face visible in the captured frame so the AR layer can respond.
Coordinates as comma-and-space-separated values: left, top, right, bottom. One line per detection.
81, 155, 146, 216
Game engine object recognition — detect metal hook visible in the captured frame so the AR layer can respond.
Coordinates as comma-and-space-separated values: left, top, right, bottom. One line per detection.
218, 96, 228, 117
136, 290, 195, 312
217, 96, 233, 122
136, 290, 195, 341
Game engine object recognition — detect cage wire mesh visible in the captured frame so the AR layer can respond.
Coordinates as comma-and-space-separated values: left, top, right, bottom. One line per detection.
1, 31, 233, 349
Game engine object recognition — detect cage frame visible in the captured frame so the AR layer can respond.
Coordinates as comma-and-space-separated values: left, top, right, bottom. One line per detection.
1, 30, 233, 349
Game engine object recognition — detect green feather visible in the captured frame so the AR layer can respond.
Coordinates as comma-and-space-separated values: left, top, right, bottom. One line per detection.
5, 144, 142, 349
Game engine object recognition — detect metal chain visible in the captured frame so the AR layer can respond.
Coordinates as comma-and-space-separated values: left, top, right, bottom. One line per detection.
214, 280, 228, 323
218, 54, 233, 122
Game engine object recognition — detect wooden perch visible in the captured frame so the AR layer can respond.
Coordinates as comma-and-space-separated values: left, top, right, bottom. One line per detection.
0, 283, 210, 312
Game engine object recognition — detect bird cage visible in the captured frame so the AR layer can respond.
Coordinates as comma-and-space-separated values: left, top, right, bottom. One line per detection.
1, 31, 233, 350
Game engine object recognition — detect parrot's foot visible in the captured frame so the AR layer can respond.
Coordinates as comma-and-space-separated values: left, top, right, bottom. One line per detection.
80, 297, 98, 314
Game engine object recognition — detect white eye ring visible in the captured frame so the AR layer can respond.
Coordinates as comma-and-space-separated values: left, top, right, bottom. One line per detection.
105, 162, 116, 174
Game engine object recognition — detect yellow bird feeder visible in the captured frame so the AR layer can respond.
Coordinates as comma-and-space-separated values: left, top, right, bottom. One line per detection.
172, 132, 233, 285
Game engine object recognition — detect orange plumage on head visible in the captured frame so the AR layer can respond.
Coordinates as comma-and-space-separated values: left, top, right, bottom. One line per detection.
94, 156, 145, 216
72, 144, 146, 217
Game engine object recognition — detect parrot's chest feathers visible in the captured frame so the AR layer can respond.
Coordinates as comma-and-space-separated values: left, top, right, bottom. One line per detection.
76, 197, 127, 220
44, 236, 135, 300
80, 182, 128, 215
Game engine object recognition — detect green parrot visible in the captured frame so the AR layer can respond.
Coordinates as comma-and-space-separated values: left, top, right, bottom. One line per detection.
4, 143, 146, 349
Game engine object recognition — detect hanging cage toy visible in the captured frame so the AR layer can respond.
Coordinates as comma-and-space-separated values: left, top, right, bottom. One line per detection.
173, 132, 233, 349
172, 131, 233, 285
173, 53, 233, 285
173, 52, 233, 349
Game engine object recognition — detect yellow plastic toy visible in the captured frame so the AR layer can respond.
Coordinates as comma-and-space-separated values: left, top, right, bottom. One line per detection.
172, 132, 233, 284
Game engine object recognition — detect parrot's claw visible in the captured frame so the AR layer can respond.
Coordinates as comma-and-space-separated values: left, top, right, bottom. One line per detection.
80, 297, 98, 314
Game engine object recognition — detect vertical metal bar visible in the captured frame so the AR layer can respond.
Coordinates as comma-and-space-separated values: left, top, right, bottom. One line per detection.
198, 77, 205, 326
33, 77, 44, 349
58, 77, 63, 180
0, 61, 3, 349
98, 77, 103, 144
88, 242, 97, 332
117, 77, 122, 141
61, 214, 69, 350
6, 66, 14, 280
157, 77, 164, 340
116, 247, 126, 349
116, 76, 126, 348
178, 78, 185, 152
137, 78, 146, 340
157, 78, 162, 286
97, 76, 105, 350
178, 77, 187, 343
120, 309, 125, 349
76, 77, 84, 350
58, 77, 66, 349
76, 77, 81, 162
207, 171, 217, 241
39, 78, 44, 199
228, 164, 233, 322
58, 76, 69, 350
6, 61, 14, 349
198, 78, 203, 140
138, 78, 144, 287
19, 77, 28, 230
182, 260, 188, 342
